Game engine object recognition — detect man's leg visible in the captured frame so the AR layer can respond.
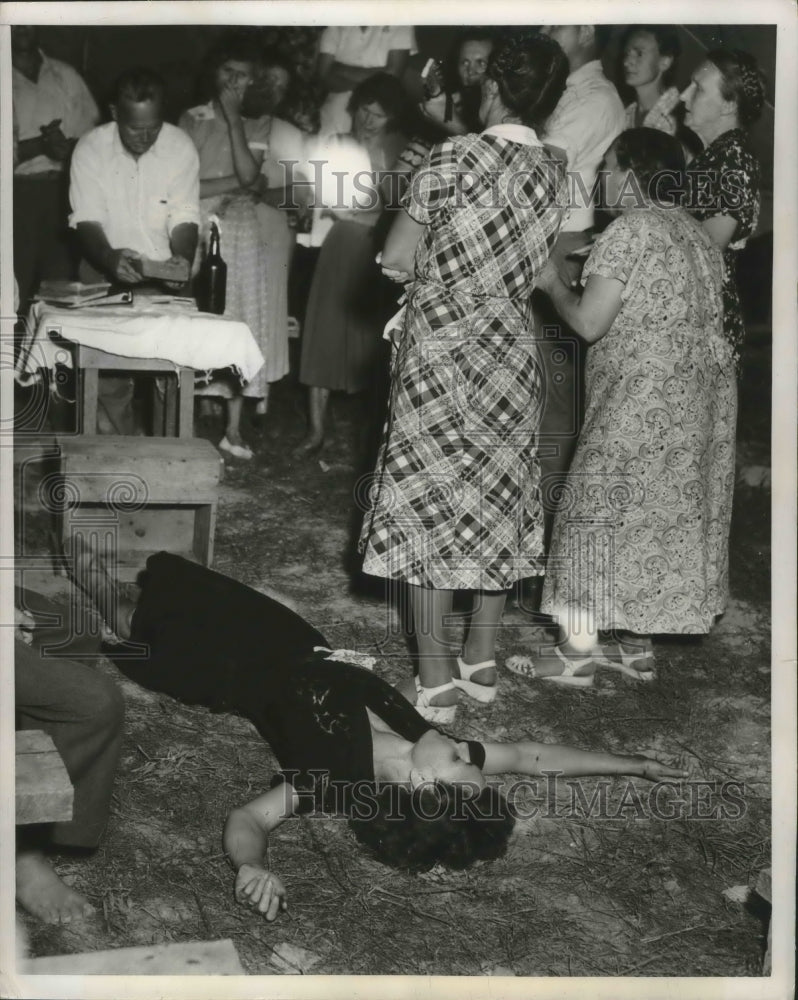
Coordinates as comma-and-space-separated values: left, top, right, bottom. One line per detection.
15, 637, 125, 849
15, 637, 124, 923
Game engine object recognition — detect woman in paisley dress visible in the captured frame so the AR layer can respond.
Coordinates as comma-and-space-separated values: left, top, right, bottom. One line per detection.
507, 128, 735, 686
682, 48, 767, 371
359, 36, 570, 721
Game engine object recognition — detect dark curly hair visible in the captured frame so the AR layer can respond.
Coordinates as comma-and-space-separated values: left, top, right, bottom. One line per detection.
621, 25, 681, 88
707, 48, 767, 128
486, 34, 569, 130
613, 127, 685, 203
348, 781, 516, 872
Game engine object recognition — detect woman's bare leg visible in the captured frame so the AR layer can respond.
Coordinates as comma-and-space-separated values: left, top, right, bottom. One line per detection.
225, 395, 246, 448
408, 584, 457, 707
457, 590, 506, 685
295, 386, 329, 454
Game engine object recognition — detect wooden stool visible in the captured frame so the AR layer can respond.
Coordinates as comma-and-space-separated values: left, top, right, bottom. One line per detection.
56, 435, 222, 581
16, 730, 74, 825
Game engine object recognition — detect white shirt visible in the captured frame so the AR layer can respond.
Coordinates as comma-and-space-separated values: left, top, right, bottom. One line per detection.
542, 60, 625, 232
318, 26, 417, 138
13, 52, 99, 175
69, 121, 201, 261
319, 25, 417, 67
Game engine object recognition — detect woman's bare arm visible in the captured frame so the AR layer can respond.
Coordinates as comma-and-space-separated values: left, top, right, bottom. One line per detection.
537, 263, 624, 344
701, 213, 739, 251
223, 782, 299, 920
481, 741, 688, 782
381, 209, 426, 277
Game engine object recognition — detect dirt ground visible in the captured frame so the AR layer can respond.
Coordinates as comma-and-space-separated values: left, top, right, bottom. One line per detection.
15, 333, 772, 978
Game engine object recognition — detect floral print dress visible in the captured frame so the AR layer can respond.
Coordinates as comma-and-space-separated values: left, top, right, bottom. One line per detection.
541, 206, 737, 634
687, 128, 761, 370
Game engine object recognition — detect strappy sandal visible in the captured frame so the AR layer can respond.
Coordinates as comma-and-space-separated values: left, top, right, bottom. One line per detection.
452, 656, 497, 704
594, 636, 656, 681
414, 678, 458, 724
505, 645, 595, 687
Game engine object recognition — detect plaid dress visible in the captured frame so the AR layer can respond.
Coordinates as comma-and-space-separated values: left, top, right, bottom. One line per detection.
360, 129, 566, 590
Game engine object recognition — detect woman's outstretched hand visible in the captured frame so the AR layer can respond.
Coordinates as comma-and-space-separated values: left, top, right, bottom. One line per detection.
633, 755, 690, 782
235, 863, 287, 921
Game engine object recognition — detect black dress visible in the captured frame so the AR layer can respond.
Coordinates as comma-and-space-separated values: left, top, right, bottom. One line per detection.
109, 553, 485, 814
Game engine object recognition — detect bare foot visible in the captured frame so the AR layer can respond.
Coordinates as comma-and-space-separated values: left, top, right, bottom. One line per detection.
16, 852, 95, 924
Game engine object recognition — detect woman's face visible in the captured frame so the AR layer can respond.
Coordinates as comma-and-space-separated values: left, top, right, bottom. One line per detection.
215, 58, 254, 100
353, 101, 390, 141
623, 31, 668, 90
411, 731, 486, 791
458, 39, 493, 88
262, 65, 290, 108
681, 60, 733, 133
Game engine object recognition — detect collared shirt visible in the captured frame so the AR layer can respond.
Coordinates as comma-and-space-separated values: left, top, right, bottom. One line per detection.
542, 59, 626, 232
482, 122, 543, 147
69, 121, 200, 261
13, 52, 99, 175
318, 26, 417, 138
624, 86, 680, 135
319, 25, 417, 67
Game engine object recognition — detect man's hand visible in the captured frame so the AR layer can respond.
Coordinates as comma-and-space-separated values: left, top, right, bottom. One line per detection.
40, 121, 71, 163
234, 863, 287, 921
535, 258, 559, 294
105, 249, 143, 285
159, 256, 192, 290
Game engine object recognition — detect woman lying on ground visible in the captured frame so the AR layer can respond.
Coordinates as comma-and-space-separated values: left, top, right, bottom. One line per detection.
63, 544, 686, 921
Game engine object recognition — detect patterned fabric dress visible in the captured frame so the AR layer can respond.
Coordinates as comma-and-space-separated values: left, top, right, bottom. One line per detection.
360, 129, 567, 591
180, 104, 288, 398
541, 206, 736, 634
687, 129, 761, 370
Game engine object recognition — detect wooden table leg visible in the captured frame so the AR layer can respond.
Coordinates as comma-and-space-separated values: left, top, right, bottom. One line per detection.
178, 368, 194, 439
81, 366, 99, 435
163, 375, 177, 437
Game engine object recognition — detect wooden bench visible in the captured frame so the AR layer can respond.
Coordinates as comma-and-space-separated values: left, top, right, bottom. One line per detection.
22, 938, 244, 975
57, 435, 222, 580
16, 730, 74, 825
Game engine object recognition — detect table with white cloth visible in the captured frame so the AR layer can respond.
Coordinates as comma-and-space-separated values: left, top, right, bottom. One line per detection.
16, 297, 265, 437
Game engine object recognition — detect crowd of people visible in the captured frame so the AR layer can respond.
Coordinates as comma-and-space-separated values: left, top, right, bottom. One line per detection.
12, 23, 768, 933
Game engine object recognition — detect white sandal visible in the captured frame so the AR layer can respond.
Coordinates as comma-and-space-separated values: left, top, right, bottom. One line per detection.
505, 645, 595, 687
452, 656, 497, 704
414, 678, 458, 724
593, 636, 656, 681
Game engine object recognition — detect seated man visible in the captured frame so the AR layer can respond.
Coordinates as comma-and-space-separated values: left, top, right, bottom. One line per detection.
15, 595, 124, 924
12, 25, 99, 315
69, 67, 200, 434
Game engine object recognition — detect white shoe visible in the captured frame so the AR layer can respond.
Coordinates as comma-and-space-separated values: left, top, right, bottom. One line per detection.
452, 656, 497, 703
414, 678, 458, 725
219, 436, 253, 460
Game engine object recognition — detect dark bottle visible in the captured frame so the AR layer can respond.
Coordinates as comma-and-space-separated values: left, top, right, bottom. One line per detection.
195, 221, 227, 314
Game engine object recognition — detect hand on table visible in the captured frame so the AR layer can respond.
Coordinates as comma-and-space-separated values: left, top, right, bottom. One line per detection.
235, 863, 287, 921
105, 249, 143, 285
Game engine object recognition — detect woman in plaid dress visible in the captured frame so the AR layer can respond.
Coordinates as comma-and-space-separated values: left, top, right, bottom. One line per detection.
359, 36, 569, 721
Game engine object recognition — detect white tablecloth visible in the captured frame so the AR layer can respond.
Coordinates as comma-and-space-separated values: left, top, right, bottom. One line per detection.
16, 297, 265, 385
